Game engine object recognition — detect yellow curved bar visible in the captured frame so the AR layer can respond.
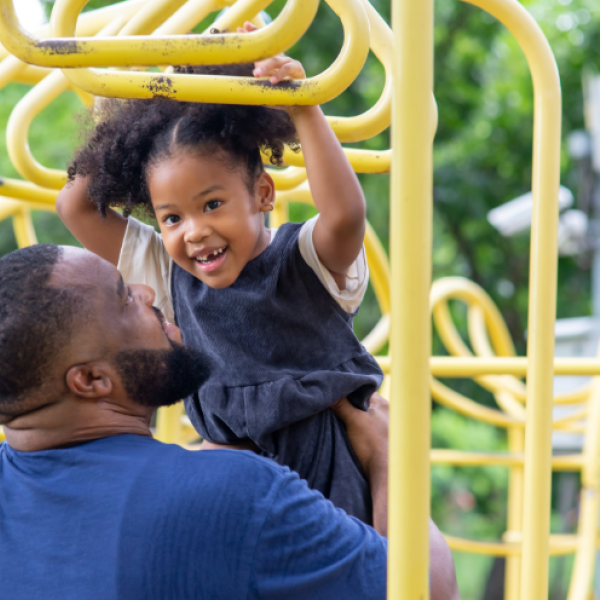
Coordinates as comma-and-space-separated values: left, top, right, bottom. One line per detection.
208, 0, 274, 33
431, 377, 523, 428
462, 2, 560, 597
6, 0, 222, 192
11, 207, 37, 247
0, 196, 56, 221
7, 70, 77, 189
0, 0, 317, 68
0, 0, 148, 91
6, 16, 128, 190
431, 278, 592, 406
56, 0, 368, 107
326, 0, 391, 143
0, 177, 58, 205
268, 167, 307, 192
115, 0, 190, 37
281, 146, 392, 174
153, 0, 225, 35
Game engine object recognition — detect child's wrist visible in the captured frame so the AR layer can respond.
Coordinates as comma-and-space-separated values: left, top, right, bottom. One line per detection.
287, 104, 321, 123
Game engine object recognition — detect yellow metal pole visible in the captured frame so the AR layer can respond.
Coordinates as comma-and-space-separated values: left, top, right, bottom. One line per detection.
388, 0, 433, 599
504, 427, 525, 600
458, 3, 560, 597
0, 0, 320, 68
155, 404, 183, 444
7, 16, 127, 190
12, 208, 37, 247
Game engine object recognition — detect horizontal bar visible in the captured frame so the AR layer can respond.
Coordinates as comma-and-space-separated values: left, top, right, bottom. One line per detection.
430, 449, 584, 471
445, 533, 596, 557
375, 356, 600, 377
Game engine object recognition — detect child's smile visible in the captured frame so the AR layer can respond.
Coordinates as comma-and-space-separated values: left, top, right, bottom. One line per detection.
193, 245, 228, 272
148, 152, 274, 289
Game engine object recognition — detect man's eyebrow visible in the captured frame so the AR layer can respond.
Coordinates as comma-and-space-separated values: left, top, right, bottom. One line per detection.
116, 274, 125, 299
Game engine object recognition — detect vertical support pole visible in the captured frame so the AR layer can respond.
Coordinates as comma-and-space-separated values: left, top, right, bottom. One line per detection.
155, 404, 182, 444
388, 0, 434, 598
519, 24, 561, 599
504, 427, 524, 600
12, 208, 38, 247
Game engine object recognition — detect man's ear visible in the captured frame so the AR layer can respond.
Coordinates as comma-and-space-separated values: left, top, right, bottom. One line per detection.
65, 362, 114, 399
256, 171, 275, 213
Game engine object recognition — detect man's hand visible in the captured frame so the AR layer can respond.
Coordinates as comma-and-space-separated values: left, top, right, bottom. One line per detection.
331, 393, 388, 536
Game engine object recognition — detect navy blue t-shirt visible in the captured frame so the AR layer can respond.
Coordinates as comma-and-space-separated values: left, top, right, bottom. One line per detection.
0, 434, 387, 600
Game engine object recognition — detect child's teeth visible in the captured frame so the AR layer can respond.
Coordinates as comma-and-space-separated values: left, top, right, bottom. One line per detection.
198, 247, 226, 264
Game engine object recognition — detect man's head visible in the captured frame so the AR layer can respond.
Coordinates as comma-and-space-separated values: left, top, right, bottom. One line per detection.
0, 245, 209, 442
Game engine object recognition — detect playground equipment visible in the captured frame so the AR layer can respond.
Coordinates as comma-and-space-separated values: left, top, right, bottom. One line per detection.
0, 0, 594, 598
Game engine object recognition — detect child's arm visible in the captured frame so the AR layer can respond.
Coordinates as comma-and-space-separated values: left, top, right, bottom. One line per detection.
56, 175, 127, 266
252, 48, 366, 290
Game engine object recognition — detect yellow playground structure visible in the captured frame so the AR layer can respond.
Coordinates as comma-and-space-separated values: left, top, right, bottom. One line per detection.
0, 0, 598, 598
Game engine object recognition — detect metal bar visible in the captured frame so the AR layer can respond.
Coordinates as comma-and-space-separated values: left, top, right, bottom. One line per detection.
376, 356, 600, 377
445, 533, 600, 558
11, 208, 37, 247
430, 449, 584, 471
0, 0, 318, 68
388, 0, 433, 599
54, 0, 367, 107
459, 3, 560, 597
6, 17, 127, 190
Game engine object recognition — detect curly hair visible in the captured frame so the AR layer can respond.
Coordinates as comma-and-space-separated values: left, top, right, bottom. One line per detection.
68, 63, 299, 218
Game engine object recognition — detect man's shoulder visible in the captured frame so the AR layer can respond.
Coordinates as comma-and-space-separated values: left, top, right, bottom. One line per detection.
132, 440, 292, 507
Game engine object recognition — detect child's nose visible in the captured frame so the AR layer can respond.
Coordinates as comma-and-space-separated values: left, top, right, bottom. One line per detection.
183, 218, 212, 244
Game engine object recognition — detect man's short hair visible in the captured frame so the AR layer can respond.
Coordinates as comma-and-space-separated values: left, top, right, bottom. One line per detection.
0, 244, 78, 419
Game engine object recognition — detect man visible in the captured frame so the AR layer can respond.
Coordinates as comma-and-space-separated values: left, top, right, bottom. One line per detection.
0, 244, 458, 599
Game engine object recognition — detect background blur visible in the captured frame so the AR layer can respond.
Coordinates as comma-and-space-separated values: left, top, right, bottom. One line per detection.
1, 0, 598, 597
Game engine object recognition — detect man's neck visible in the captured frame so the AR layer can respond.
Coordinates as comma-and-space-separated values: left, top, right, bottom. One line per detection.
3, 396, 153, 452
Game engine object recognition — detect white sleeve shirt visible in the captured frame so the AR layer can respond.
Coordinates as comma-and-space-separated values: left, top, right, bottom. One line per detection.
117, 215, 369, 321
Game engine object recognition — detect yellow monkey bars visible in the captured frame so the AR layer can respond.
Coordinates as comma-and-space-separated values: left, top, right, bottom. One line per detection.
0, 0, 593, 598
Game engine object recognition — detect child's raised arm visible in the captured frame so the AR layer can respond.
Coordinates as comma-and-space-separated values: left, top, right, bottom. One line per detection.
249, 35, 366, 291
56, 175, 127, 266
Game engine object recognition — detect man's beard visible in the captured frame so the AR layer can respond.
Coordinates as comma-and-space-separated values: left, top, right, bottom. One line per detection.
114, 341, 210, 407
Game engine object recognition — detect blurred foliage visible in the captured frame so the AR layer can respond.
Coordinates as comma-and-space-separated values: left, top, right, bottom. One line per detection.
5, 0, 600, 597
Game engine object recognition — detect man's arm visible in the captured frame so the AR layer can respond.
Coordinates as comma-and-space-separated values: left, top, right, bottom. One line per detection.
333, 396, 460, 600
249, 469, 387, 600
332, 393, 388, 535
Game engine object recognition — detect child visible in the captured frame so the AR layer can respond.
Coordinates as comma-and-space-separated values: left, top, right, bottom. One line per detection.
57, 29, 385, 524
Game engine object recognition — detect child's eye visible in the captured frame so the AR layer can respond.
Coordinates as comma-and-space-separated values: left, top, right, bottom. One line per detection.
205, 200, 222, 213
163, 215, 181, 225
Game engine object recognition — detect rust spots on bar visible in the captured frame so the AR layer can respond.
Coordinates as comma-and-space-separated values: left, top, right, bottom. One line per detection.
144, 75, 176, 99
34, 40, 86, 56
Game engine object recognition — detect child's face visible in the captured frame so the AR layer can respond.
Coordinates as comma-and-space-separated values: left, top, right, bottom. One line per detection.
148, 152, 274, 289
